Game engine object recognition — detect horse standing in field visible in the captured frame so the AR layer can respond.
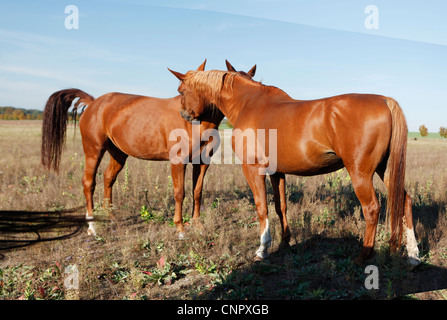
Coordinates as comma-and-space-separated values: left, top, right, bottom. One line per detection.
168, 68, 421, 266
41, 60, 256, 238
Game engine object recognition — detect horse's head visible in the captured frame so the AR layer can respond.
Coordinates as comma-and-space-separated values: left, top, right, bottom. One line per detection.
168, 60, 256, 123
169, 68, 206, 122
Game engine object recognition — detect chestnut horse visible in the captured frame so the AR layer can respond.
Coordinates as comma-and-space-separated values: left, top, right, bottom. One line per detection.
168, 68, 421, 266
41, 60, 256, 238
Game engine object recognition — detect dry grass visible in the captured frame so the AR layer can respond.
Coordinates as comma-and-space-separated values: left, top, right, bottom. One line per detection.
0, 120, 446, 300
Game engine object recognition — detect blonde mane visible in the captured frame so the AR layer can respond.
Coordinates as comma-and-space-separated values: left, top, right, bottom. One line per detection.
183, 69, 293, 104
183, 70, 236, 103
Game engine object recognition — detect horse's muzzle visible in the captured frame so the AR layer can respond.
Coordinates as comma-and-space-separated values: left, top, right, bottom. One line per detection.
179, 109, 195, 123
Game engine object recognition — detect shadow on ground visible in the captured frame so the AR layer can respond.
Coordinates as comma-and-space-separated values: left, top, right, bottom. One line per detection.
201, 234, 447, 300
0, 206, 87, 260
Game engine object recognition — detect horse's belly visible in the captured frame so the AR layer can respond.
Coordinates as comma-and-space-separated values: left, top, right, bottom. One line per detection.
275, 149, 344, 176
108, 128, 171, 161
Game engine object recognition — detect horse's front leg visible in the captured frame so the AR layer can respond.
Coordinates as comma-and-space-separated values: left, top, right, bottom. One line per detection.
242, 164, 271, 260
170, 163, 187, 239
191, 163, 209, 231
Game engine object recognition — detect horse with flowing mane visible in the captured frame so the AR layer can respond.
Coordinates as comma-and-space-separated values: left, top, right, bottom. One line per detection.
41, 60, 256, 238
168, 68, 421, 266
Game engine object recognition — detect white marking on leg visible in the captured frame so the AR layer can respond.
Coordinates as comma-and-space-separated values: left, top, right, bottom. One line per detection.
255, 219, 272, 259
86, 211, 96, 236
85, 212, 93, 221
406, 227, 420, 266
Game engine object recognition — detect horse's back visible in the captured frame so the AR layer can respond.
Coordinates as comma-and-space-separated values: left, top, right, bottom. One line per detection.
290, 93, 392, 174
235, 93, 393, 175
92, 92, 179, 117
79, 93, 185, 159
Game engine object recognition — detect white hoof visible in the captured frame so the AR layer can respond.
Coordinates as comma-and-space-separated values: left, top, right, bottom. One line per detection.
254, 250, 269, 261
86, 220, 96, 237
255, 219, 272, 261
408, 256, 421, 268
178, 232, 185, 240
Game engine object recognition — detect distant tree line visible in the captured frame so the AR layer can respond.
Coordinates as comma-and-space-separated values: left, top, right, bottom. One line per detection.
419, 124, 447, 138
0, 107, 43, 120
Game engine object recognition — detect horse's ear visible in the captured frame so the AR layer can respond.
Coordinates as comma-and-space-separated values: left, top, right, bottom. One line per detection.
168, 68, 186, 81
196, 59, 207, 71
225, 59, 236, 72
248, 64, 257, 78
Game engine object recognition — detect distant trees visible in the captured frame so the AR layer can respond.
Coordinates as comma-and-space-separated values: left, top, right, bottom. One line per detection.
418, 125, 447, 138
419, 125, 428, 137
440, 127, 447, 138
0, 107, 43, 120
419, 125, 447, 138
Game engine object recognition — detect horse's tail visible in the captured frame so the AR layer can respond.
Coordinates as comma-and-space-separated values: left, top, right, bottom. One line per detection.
384, 97, 408, 250
41, 88, 94, 172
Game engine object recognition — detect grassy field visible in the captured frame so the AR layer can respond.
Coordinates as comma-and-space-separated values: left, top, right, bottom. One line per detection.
0, 120, 446, 301
408, 132, 445, 139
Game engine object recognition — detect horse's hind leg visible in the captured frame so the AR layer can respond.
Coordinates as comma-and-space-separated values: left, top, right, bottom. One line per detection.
270, 172, 291, 245
82, 146, 106, 236
348, 170, 380, 265
403, 191, 420, 266
376, 166, 420, 266
103, 142, 128, 222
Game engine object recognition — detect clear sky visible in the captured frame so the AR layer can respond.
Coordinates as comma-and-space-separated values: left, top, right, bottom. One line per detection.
0, 0, 446, 131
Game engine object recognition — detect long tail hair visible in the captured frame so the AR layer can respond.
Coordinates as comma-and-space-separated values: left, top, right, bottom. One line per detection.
384, 97, 408, 250
41, 89, 94, 171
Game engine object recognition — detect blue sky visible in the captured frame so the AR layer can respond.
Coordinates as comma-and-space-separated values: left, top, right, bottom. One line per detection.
0, 0, 446, 131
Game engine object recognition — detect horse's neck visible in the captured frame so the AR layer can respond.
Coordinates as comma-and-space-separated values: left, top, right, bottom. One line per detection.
220, 76, 292, 124
200, 107, 225, 127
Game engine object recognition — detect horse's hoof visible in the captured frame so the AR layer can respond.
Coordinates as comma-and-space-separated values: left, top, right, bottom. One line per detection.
178, 232, 186, 240
408, 256, 421, 269
254, 251, 269, 262
87, 221, 97, 237
87, 227, 97, 237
